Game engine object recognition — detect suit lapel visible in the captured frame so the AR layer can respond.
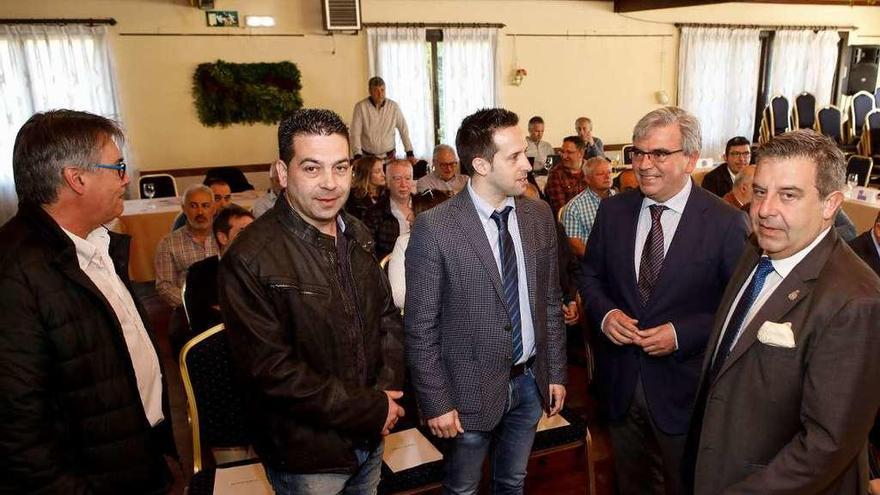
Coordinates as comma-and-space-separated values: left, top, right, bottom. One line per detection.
650, 184, 707, 300
515, 197, 538, 324
715, 230, 837, 381
451, 191, 507, 308
620, 193, 643, 310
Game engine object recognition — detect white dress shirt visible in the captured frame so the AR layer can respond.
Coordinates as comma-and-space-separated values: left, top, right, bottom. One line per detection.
389, 197, 412, 237
712, 227, 832, 360
467, 182, 535, 365
350, 97, 413, 156
63, 227, 165, 426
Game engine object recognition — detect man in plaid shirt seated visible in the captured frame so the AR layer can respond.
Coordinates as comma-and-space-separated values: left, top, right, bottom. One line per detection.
560, 157, 615, 258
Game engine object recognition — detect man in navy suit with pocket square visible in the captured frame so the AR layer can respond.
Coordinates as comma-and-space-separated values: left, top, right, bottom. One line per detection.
405, 108, 567, 494
686, 129, 880, 494
580, 107, 750, 494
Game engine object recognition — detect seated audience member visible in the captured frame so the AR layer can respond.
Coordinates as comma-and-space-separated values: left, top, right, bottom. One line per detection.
576, 116, 605, 159
346, 156, 386, 220
205, 177, 233, 210
526, 115, 555, 172
849, 211, 880, 275
701, 136, 750, 197
185, 204, 254, 335
416, 144, 468, 195
545, 135, 589, 213
252, 162, 283, 217
0, 109, 176, 494
722, 164, 755, 211
615, 168, 639, 192
387, 190, 451, 309
155, 184, 218, 310
835, 209, 859, 241
364, 159, 413, 260
561, 157, 614, 258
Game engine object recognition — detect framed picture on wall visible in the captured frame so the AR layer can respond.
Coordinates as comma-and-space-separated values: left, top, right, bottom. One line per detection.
205, 11, 239, 27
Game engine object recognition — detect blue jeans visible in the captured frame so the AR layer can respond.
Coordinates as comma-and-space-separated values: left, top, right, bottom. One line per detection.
264, 441, 384, 495
442, 369, 544, 495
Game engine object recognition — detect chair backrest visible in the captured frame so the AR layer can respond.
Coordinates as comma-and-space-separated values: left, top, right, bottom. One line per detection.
846, 155, 874, 187
621, 144, 634, 165
413, 160, 429, 180
864, 109, 880, 156
816, 106, 843, 144
850, 90, 876, 139
769, 95, 790, 136
793, 92, 816, 129
204, 166, 254, 193
179, 324, 252, 473
138, 174, 178, 199
874, 87, 880, 106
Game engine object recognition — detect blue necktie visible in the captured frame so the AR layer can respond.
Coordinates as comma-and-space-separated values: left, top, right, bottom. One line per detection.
491, 206, 523, 363
710, 256, 775, 379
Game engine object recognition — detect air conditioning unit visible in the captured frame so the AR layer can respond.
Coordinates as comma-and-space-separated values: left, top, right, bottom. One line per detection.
322, 0, 361, 31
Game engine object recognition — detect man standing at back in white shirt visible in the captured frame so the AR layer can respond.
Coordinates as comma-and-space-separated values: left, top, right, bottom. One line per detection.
351, 76, 416, 163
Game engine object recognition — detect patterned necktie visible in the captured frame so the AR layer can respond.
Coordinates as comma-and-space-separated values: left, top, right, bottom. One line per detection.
491, 206, 523, 363
637, 204, 668, 305
709, 257, 775, 379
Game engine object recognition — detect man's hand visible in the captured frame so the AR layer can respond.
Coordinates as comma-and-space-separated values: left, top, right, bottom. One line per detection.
407, 156, 418, 165
869, 478, 880, 495
381, 390, 405, 436
602, 309, 640, 345
548, 384, 566, 417
637, 323, 676, 356
562, 301, 579, 326
427, 409, 464, 438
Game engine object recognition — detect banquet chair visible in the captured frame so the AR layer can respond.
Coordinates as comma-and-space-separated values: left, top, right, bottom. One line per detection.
860, 109, 880, 185
621, 144, 634, 165
179, 324, 255, 473
846, 155, 874, 188
792, 92, 816, 130
847, 90, 875, 145
204, 166, 254, 193
138, 174, 177, 199
768, 94, 790, 138
816, 105, 845, 145
875, 87, 880, 105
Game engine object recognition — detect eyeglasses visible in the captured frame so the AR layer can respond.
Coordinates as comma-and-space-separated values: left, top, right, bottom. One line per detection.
94, 161, 127, 179
727, 151, 751, 158
631, 148, 683, 163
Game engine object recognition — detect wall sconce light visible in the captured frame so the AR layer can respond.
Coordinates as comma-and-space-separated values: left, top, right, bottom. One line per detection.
245, 16, 276, 27
512, 67, 527, 86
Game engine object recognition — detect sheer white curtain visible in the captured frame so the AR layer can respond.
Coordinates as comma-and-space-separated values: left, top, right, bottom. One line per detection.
440, 27, 500, 146
679, 27, 762, 160
366, 27, 433, 159
768, 29, 840, 107
0, 24, 119, 222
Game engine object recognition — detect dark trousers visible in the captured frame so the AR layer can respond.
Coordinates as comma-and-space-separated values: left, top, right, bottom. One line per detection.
608, 375, 687, 495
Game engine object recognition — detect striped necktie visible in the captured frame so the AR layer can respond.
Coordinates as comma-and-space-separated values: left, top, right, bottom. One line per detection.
491, 206, 523, 363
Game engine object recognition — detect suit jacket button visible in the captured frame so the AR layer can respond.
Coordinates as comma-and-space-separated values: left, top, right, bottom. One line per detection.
504, 324, 512, 332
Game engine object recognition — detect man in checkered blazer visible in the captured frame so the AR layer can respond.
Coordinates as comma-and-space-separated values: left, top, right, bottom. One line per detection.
405, 108, 567, 494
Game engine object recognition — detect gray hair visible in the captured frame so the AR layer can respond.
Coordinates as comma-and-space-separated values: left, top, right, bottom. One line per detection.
732, 165, 755, 187
583, 157, 608, 176
575, 116, 592, 126
432, 144, 457, 163
12, 109, 124, 205
756, 129, 844, 198
632, 106, 702, 157
181, 184, 214, 206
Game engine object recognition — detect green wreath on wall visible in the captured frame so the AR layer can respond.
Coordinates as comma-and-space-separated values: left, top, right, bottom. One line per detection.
192, 60, 303, 127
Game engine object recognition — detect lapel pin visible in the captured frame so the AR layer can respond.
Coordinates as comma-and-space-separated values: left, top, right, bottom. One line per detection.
788, 290, 799, 301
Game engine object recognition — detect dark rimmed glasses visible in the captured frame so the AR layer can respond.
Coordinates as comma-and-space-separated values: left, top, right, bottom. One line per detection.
94, 161, 127, 179
631, 148, 684, 163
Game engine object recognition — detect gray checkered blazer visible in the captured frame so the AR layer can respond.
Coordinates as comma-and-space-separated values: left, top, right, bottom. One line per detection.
404, 190, 567, 431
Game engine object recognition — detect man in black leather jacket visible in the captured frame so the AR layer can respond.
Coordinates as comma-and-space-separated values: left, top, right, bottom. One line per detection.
219, 109, 405, 494
0, 110, 176, 494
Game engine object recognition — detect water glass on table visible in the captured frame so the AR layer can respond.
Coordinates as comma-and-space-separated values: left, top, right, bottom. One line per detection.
846, 173, 859, 198
143, 183, 156, 208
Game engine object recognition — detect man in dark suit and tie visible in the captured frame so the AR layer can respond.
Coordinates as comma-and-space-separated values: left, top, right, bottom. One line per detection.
687, 130, 880, 494
580, 107, 750, 494
849, 211, 880, 276
700, 136, 751, 198
405, 108, 567, 494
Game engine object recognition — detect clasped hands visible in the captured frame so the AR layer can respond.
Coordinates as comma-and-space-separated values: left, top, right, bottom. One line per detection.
603, 309, 676, 356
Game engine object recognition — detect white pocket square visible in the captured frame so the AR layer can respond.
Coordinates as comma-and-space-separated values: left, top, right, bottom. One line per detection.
756, 321, 796, 348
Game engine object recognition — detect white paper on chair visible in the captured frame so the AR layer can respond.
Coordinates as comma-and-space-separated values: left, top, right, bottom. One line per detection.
213, 463, 274, 495
382, 428, 443, 473
536, 412, 570, 432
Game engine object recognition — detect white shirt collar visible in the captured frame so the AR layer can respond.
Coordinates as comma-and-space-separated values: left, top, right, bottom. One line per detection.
641, 176, 692, 215
61, 227, 112, 271
766, 227, 832, 278
467, 180, 515, 223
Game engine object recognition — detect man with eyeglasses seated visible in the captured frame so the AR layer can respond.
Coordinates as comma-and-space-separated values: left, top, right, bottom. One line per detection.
0, 110, 176, 494
544, 135, 589, 214
701, 136, 751, 198
416, 144, 468, 195
579, 107, 750, 495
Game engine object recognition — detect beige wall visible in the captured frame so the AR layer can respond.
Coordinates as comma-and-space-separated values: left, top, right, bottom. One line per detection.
2, 0, 880, 182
